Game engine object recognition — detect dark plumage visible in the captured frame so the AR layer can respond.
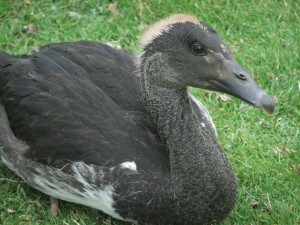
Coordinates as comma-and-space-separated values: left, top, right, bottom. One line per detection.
0, 14, 274, 225
1, 42, 168, 172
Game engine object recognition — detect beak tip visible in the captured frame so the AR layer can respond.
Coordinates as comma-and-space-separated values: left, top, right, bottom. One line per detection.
263, 103, 275, 115
259, 93, 275, 115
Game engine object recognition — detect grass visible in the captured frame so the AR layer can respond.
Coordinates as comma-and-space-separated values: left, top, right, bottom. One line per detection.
0, 0, 299, 224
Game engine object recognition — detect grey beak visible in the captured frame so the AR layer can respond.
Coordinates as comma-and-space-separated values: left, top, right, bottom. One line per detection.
209, 59, 275, 114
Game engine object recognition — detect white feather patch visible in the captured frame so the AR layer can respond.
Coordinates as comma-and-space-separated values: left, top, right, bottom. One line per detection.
120, 161, 137, 171
30, 162, 124, 220
188, 93, 218, 137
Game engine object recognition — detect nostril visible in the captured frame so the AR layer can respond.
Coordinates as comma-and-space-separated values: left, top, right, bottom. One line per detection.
235, 72, 247, 80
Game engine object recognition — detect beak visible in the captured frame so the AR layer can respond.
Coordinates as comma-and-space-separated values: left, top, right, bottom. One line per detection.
208, 59, 275, 114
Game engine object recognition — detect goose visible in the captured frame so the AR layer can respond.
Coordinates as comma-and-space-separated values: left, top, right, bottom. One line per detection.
0, 14, 274, 225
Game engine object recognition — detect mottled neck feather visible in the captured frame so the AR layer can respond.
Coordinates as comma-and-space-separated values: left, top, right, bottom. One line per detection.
140, 52, 237, 216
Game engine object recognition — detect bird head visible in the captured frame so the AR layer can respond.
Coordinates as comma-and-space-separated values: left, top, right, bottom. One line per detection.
140, 14, 275, 114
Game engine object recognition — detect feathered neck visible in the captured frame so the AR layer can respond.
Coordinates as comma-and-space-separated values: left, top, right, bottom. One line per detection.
138, 50, 237, 221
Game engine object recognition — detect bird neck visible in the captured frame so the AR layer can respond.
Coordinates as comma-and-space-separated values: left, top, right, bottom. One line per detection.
140, 54, 237, 215
142, 77, 220, 182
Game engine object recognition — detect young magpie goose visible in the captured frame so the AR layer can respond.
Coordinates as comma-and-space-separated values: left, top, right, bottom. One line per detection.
0, 14, 274, 225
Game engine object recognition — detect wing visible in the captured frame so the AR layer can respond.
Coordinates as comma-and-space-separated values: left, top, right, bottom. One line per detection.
188, 93, 218, 139
0, 42, 169, 173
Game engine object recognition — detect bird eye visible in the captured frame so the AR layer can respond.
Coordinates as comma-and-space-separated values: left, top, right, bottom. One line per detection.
191, 43, 206, 56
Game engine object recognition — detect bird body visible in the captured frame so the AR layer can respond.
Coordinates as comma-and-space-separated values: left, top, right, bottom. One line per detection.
0, 14, 274, 224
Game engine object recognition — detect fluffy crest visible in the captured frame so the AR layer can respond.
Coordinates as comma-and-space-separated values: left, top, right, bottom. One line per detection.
140, 14, 200, 47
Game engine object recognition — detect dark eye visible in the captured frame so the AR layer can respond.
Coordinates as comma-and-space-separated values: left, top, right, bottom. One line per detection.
191, 43, 206, 56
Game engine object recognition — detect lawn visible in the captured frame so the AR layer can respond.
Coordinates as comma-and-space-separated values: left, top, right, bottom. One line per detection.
0, 0, 299, 224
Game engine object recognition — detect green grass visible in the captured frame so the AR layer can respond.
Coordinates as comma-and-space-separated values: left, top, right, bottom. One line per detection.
0, 0, 299, 224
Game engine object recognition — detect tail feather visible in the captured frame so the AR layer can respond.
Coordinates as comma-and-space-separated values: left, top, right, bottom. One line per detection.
0, 104, 28, 153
